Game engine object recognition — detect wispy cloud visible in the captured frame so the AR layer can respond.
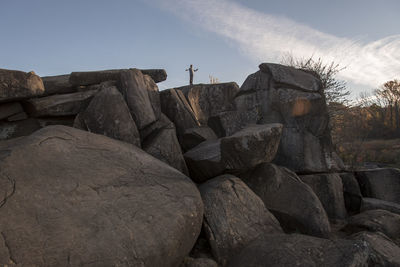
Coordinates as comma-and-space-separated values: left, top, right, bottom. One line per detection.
152, 0, 400, 89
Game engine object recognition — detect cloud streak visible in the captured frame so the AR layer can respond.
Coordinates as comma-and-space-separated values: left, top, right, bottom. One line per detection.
153, 0, 400, 89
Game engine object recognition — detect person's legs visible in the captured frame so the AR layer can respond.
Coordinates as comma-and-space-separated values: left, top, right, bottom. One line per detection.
190, 75, 193, 85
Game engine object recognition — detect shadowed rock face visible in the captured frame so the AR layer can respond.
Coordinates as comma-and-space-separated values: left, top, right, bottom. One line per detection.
0, 126, 203, 266
0, 69, 44, 102
361, 198, 400, 215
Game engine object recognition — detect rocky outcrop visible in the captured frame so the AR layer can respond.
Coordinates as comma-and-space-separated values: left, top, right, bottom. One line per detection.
0, 102, 24, 120
339, 172, 363, 214
240, 163, 331, 237
199, 175, 282, 266
141, 69, 167, 83
0, 69, 44, 102
361, 198, 400, 215
0, 118, 41, 140
42, 74, 75, 96
181, 126, 218, 152
0, 126, 203, 266
184, 124, 282, 182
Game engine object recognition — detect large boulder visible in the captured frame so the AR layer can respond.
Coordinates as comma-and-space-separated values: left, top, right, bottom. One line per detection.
0, 118, 41, 140
229, 234, 369, 267
236, 63, 344, 173
184, 124, 282, 182
199, 175, 282, 266
74, 85, 141, 147
339, 172, 363, 214
42, 74, 76, 96
299, 173, 347, 221
0, 69, 44, 102
175, 83, 239, 125
240, 163, 331, 237
0, 126, 203, 266
140, 69, 167, 83
355, 168, 400, 204
361, 198, 400, 215
182, 126, 218, 152
24, 90, 98, 117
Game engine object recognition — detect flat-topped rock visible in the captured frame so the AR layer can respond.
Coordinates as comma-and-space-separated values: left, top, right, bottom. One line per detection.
42, 74, 75, 96
0, 69, 44, 102
141, 69, 167, 83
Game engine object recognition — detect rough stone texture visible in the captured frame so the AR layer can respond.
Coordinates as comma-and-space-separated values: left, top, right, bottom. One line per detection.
6, 112, 28, 122
299, 173, 347, 221
176, 83, 239, 125
184, 124, 282, 183
37, 117, 75, 128
236, 64, 344, 173
199, 175, 282, 266
139, 113, 174, 142
142, 118, 189, 175
355, 168, 400, 204
229, 234, 369, 267
141, 69, 167, 83
119, 69, 157, 129
0, 102, 23, 120
0, 69, 44, 102
143, 74, 161, 121
75, 86, 141, 147
24, 90, 98, 117
240, 163, 331, 237
182, 126, 218, 152
160, 88, 200, 139
0, 126, 203, 266
339, 172, 363, 214
0, 118, 41, 140
342, 209, 400, 242
181, 257, 218, 267
42, 74, 76, 96
361, 198, 400, 215
350, 231, 400, 266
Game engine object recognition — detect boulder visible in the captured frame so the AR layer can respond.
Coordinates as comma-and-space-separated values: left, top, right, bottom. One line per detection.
355, 168, 400, 204
139, 113, 174, 141
350, 231, 400, 266
75, 86, 141, 147
199, 175, 282, 266
240, 163, 331, 237
0, 118, 41, 140
181, 257, 218, 267
0, 102, 24, 120
142, 117, 189, 175
342, 209, 400, 242
361, 198, 400, 215
0, 69, 44, 102
160, 88, 200, 138
229, 234, 369, 267
143, 74, 162, 121
141, 69, 167, 83
119, 69, 157, 129
175, 83, 239, 125
0, 126, 203, 266
184, 124, 282, 182
24, 90, 98, 117
42, 74, 76, 96
339, 172, 362, 214
182, 126, 218, 152
299, 173, 347, 221
6, 112, 28, 122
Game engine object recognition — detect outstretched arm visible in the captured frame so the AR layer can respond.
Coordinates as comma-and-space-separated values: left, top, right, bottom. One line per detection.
194, 69, 199, 72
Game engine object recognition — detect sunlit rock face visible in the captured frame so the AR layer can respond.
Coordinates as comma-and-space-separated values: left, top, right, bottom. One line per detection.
235, 63, 344, 173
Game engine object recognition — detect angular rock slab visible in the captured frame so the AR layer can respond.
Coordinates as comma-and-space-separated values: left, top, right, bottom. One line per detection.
75, 86, 141, 147
361, 198, 400, 215
355, 168, 400, 204
42, 74, 76, 96
299, 173, 347, 221
229, 234, 369, 267
240, 163, 331, 237
0, 102, 23, 120
339, 172, 362, 214
141, 69, 167, 83
184, 124, 283, 183
25, 90, 98, 117
199, 175, 282, 266
0, 126, 203, 266
0, 69, 44, 102
182, 126, 218, 152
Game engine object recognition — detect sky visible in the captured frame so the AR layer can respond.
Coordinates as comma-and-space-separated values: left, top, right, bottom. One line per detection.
1, 0, 399, 98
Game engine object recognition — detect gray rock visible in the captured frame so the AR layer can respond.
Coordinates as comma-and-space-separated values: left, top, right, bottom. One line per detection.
24, 90, 98, 117
299, 173, 347, 221
184, 124, 282, 183
6, 112, 28, 122
119, 69, 157, 129
37, 117, 75, 128
240, 163, 331, 237
140, 69, 167, 83
0, 118, 41, 140
42, 74, 76, 96
139, 113, 174, 141
176, 83, 239, 125
229, 234, 369, 267
0, 69, 44, 102
0, 102, 23, 120
339, 172, 363, 214
143, 74, 161, 121
182, 126, 218, 152
355, 168, 400, 204
0, 125, 203, 266
361, 198, 400, 216
76, 86, 141, 147
181, 257, 218, 267
199, 175, 282, 266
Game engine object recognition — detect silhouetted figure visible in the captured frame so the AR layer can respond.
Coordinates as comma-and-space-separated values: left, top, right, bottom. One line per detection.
186, 64, 198, 85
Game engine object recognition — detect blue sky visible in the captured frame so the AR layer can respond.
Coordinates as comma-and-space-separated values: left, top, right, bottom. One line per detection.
1, 0, 399, 97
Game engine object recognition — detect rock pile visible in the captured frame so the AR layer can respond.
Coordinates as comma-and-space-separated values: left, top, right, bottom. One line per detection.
0, 64, 400, 266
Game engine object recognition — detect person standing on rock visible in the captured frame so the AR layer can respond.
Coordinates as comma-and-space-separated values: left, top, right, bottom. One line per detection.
186, 64, 198, 85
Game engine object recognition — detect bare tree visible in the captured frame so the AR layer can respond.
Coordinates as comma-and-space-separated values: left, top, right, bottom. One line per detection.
375, 80, 400, 130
